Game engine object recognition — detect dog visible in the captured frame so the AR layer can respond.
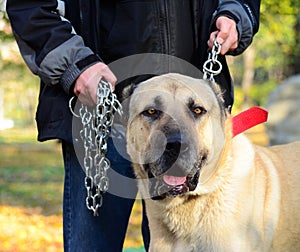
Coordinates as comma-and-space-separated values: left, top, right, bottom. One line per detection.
123, 73, 300, 252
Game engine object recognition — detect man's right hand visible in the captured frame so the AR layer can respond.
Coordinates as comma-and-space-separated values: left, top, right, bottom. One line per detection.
207, 16, 238, 55
73, 62, 117, 106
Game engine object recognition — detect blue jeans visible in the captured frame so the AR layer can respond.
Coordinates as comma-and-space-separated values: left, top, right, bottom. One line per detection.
62, 138, 150, 251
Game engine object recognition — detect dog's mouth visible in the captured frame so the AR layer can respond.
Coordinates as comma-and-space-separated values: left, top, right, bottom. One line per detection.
147, 155, 207, 200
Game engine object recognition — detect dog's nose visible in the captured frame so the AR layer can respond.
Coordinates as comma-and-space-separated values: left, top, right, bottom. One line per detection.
161, 134, 190, 177
165, 135, 189, 153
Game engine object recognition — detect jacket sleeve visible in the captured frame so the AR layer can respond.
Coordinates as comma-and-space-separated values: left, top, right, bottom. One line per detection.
212, 0, 261, 55
6, 0, 101, 93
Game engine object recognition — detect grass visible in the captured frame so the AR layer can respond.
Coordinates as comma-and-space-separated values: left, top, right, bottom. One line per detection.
0, 128, 64, 215
0, 127, 144, 251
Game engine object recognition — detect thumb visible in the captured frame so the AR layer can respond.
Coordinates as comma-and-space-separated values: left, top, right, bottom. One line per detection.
216, 35, 224, 45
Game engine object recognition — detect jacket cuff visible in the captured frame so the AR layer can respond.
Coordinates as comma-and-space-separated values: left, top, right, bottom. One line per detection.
212, 0, 254, 55
60, 54, 102, 94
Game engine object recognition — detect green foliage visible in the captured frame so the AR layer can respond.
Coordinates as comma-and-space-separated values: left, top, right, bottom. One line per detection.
227, 0, 299, 107
0, 41, 39, 126
0, 0, 12, 41
256, 0, 298, 77
255, 3, 296, 76
248, 81, 278, 106
233, 79, 280, 109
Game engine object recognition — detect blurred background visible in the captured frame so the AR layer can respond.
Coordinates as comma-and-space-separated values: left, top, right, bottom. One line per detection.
0, 1, 299, 251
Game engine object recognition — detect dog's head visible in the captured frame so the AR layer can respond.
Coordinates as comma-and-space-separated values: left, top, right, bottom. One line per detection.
124, 73, 229, 200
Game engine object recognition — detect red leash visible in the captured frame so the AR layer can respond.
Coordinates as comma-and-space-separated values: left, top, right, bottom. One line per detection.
232, 106, 268, 137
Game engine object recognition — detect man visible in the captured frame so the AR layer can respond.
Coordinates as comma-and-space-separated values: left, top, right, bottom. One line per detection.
6, 0, 260, 251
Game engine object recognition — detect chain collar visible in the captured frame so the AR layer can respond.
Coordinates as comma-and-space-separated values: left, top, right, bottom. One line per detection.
203, 39, 222, 82
70, 80, 122, 216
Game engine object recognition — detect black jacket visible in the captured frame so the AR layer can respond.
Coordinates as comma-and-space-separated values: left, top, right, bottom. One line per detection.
6, 0, 260, 143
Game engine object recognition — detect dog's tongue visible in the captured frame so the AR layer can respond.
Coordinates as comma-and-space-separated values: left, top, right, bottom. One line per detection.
163, 175, 186, 186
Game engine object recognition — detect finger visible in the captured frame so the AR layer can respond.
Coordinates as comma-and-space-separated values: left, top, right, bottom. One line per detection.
77, 92, 95, 107
73, 74, 98, 106
74, 83, 96, 106
215, 17, 238, 54
103, 75, 117, 92
215, 26, 231, 53
217, 34, 230, 54
207, 31, 218, 49
220, 37, 238, 54
73, 62, 117, 107
73, 83, 82, 97
97, 63, 117, 91
217, 26, 238, 54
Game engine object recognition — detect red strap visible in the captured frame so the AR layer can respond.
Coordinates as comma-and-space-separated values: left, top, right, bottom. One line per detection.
232, 106, 268, 137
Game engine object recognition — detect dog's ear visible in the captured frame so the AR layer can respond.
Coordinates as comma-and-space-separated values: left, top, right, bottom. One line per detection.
115, 74, 157, 102
208, 81, 225, 105
207, 80, 231, 122
120, 83, 137, 102
115, 75, 157, 125
114, 82, 137, 125
208, 80, 225, 104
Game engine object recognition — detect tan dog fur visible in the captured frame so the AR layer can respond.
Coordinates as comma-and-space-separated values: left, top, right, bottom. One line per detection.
125, 73, 300, 252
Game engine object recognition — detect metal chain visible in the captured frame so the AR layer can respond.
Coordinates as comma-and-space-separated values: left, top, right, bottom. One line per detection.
70, 79, 122, 216
203, 38, 222, 82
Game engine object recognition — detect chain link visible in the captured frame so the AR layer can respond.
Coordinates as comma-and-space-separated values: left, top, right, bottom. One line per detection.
203, 38, 222, 82
70, 79, 122, 216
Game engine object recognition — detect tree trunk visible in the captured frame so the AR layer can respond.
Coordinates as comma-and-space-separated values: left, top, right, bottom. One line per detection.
292, 8, 300, 75
241, 45, 255, 108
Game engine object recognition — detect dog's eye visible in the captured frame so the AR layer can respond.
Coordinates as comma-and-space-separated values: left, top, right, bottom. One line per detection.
192, 106, 206, 117
147, 108, 156, 115
142, 108, 160, 117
